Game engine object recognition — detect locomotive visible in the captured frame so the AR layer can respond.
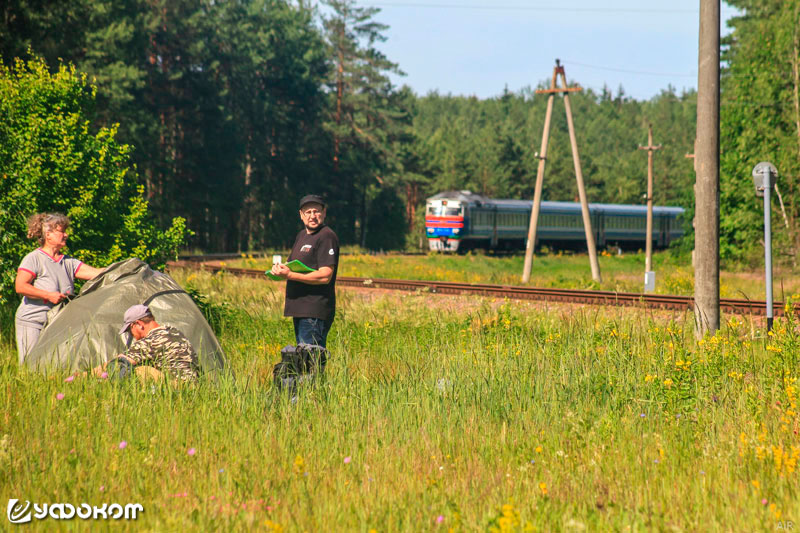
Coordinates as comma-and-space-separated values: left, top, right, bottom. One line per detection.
425, 191, 685, 252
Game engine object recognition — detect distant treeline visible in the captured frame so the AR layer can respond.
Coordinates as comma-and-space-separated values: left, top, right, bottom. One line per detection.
1, 0, 798, 262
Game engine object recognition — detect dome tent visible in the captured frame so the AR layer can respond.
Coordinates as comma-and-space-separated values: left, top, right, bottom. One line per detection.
24, 258, 227, 378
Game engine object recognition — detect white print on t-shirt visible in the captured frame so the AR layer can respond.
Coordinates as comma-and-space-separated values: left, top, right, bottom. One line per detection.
300, 245, 312, 252
329, 249, 334, 255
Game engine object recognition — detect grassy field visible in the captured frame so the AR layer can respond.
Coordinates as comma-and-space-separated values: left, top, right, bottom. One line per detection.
1, 266, 800, 531
233, 250, 800, 301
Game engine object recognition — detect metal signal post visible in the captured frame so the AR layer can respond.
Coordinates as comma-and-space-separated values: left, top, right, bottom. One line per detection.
753, 162, 778, 332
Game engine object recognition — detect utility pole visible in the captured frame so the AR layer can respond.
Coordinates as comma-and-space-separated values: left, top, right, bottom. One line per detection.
522, 59, 602, 283
522, 67, 558, 284
639, 124, 661, 291
694, 0, 721, 338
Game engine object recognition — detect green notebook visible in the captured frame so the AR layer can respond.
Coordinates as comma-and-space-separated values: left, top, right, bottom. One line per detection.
265, 259, 316, 280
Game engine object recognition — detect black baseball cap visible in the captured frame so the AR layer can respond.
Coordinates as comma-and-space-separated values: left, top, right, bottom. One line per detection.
299, 194, 326, 209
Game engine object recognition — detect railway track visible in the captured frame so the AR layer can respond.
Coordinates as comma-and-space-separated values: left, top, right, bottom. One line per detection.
166, 260, 792, 317
178, 251, 427, 261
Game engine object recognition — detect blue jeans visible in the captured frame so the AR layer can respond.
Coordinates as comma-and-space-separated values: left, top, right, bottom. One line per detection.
293, 317, 333, 348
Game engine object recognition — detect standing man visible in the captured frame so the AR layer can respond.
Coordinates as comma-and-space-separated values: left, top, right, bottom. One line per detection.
270, 195, 339, 348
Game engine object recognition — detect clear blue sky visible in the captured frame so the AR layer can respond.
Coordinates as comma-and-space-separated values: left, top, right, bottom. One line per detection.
332, 1, 739, 101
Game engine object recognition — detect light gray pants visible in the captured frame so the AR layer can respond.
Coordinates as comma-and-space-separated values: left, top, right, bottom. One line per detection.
15, 321, 42, 365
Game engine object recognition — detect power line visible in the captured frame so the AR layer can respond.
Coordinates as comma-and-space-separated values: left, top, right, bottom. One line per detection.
361, 2, 739, 15
561, 60, 696, 78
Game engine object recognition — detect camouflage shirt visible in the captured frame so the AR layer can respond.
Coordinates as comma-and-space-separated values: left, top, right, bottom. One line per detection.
124, 326, 200, 382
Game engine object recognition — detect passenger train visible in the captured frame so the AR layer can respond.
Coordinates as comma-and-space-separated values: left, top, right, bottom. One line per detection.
425, 191, 685, 252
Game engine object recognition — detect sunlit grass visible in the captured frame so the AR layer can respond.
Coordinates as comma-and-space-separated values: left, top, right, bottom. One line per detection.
1, 269, 799, 530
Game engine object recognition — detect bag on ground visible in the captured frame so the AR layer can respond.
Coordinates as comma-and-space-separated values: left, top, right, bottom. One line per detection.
272, 343, 328, 393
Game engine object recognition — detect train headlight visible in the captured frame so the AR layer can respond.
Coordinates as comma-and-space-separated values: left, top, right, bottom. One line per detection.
453, 228, 460, 234
427, 228, 433, 233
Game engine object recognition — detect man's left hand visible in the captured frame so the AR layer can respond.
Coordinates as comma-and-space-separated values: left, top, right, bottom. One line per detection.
271, 263, 291, 280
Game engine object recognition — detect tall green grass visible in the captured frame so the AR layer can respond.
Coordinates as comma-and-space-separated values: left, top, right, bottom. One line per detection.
1, 269, 798, 531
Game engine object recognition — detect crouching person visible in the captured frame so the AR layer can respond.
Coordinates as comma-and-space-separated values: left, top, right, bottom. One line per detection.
85, 304, 200, 383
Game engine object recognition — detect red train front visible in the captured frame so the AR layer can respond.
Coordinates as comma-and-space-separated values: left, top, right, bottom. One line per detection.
425, 197, 464, 252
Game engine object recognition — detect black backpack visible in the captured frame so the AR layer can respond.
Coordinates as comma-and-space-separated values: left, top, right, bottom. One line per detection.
272, 343, 328, 394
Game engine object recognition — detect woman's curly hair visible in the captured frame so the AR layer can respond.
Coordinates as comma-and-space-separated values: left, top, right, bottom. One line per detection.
26, 213, 70, 245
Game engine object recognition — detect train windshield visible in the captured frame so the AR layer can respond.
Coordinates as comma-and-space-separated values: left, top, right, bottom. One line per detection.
427, 205, 462, 217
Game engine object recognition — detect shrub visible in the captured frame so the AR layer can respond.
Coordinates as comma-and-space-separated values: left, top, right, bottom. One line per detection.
0, 57, 190, 305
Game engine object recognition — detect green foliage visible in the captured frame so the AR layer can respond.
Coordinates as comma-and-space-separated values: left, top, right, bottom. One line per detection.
183, 281, 229, 336
2, 0, 332, 252
5, 0, 800, 259
321, 0, 411, 248
0, 56, 189, 304
364, 187, 407, 250
721, 0, 800, 261
411, 85, 696, 209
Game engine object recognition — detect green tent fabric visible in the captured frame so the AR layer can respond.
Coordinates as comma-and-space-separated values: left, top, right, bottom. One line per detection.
24, 258, 227, 377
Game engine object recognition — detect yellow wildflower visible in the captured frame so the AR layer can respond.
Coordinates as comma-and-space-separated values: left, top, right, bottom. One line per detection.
293, 454, 305, 475
265, 520, 284, 533
539, 482, 548, 496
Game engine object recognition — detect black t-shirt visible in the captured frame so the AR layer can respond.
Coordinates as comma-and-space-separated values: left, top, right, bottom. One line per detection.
284, 225, 339, 320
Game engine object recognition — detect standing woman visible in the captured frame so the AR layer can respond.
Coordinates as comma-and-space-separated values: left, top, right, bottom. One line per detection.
14, 213, 104, 363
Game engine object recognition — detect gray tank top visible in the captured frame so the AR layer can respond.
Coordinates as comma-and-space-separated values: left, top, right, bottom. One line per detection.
15, 249, 83, 329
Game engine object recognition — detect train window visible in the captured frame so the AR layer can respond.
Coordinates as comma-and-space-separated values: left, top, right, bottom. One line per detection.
427, 205, 463, 217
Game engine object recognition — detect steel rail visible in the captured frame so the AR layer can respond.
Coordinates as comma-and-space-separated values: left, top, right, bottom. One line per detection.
178, 251, 427, 261
167, 260, 792, 317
